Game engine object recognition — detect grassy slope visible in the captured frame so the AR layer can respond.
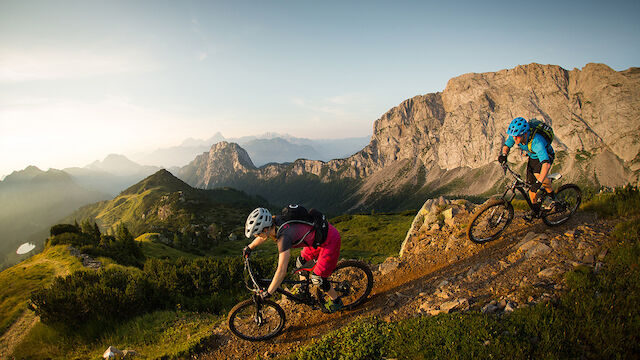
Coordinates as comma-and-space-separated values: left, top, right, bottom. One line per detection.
12, 311, 221, 360
135, 233, 201, 260
4, 210, 415, 359
0, 246, 83, 334
332, 212, 415, 263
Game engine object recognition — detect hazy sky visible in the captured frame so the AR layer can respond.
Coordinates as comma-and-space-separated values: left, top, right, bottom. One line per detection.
1, 0, 639, 178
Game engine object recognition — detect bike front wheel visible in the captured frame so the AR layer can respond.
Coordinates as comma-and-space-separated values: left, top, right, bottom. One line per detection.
227, 299, 286, 341
324, 260, 374, 310
542, 184, 582, 226
467, 199, 514, 243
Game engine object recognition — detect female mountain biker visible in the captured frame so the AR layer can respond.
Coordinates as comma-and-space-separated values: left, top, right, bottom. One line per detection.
242, 208, 344, 313
498, 117, 555, 220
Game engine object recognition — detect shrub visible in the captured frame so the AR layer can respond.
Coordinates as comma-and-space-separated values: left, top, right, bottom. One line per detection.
29, 255, 277, 334
50, 224, 80, 237
30, 268, 164, 330
582, 185, 640, 218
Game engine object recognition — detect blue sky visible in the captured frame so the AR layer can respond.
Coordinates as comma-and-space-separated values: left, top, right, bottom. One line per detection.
1, 0, 639, 177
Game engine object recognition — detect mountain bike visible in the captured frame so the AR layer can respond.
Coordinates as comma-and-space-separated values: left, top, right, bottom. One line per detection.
227, 254, 374, 341
467, 163, 582, 243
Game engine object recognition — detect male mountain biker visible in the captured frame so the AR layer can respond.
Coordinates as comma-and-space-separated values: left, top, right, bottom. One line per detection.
242, 207, 344, 313
498, 117, 555, 220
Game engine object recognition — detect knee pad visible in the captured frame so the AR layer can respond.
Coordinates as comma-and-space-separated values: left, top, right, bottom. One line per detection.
311, 273, 330, 291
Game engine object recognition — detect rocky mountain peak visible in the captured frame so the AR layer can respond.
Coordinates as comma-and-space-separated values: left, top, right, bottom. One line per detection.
179, 142, 257, 189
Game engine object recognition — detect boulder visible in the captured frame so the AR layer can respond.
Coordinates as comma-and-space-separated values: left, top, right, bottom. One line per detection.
440, 298, 468, 313
525, 243, 552, 259
538, 266, 560, 277
104, 347, 123, 359
379, 257, 400, 275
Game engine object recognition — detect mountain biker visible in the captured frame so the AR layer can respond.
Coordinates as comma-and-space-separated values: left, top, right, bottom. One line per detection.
242, 207, 344, 313
498, 117, 555, 220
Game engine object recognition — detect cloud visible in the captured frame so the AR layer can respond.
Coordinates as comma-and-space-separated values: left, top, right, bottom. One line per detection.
0, 48, 154, 83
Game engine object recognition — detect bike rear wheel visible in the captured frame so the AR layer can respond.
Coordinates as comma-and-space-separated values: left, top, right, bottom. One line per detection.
542, 184, 582, 226
467, 199, 514, 243
321, 260, 374, 310
227, 299, 286, 341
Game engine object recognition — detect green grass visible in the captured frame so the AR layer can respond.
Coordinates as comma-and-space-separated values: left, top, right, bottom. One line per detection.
11, 311, 220, 360
0, 246, 83, 334
331, 213, 415, 263
135, 233, 202, 260
582, 185, 640, 218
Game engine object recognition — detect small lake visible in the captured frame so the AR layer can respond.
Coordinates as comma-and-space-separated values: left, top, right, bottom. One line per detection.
16, 243, 36, 255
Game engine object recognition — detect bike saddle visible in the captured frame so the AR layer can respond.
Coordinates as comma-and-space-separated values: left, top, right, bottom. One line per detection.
548, 173, 562, 181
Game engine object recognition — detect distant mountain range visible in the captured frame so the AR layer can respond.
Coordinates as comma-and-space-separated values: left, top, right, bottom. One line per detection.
129, 132, 370, 168
0, 166, 108, 268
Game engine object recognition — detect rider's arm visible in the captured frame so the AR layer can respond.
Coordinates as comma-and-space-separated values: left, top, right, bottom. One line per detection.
501, 135, 515, 156
247, 232, 269, 250
267, 249, 291, 295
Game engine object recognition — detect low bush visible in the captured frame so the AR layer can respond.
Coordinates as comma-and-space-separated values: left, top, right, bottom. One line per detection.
582, 185, 640, 218
29, 255, 277, 332
50, 223, 80, 237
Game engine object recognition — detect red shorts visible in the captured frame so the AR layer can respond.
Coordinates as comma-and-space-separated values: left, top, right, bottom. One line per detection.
301, 224, 341, 278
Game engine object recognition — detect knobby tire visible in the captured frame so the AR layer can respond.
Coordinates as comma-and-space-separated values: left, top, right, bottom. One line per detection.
318, 260, 374, 310
467, 199, 514, 243
227, 299, 286, 342
541, 184, 582, 226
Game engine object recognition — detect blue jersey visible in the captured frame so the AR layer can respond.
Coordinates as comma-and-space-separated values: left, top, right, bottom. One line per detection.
504, 132, 554, 163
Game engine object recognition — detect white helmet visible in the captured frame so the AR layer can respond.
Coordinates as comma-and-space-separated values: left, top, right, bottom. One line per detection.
245, 208, 273, 238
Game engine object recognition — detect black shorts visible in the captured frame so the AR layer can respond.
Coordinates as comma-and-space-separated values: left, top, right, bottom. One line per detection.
527, 156, 554, 184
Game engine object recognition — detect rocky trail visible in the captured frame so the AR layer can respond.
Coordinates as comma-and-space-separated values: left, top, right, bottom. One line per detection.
201, 207, 613, 359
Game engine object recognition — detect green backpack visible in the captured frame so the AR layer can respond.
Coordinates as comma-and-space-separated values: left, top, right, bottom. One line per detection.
527, 118, 554, 152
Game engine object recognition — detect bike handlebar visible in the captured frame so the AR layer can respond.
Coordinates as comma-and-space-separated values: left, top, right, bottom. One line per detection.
501, 162, 527, 184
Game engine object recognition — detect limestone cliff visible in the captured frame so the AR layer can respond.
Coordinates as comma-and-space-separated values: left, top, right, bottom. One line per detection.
179, 63, 640, 212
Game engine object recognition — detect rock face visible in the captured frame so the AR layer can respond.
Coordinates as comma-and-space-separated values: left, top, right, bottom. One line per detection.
179, 63, 640, 212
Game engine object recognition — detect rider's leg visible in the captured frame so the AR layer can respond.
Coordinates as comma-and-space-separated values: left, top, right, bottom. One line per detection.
310, 274, 339, 300
309, 225, 342, 300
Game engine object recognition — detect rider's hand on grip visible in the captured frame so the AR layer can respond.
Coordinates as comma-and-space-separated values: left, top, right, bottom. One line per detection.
242, 246, 252, 258
530, 180, 542, 193
258, 289, 271, 299
498, 154, 507, 164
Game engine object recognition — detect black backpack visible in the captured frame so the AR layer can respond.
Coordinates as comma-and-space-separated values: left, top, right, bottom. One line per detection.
276, 204, 329, 248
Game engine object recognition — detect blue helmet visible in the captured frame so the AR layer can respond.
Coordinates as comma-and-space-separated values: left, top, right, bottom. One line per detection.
507, 117, 529, 137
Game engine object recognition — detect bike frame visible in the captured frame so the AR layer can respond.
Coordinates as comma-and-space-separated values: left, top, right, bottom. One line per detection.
243, 255, 321, 308
499, 163, 550, 210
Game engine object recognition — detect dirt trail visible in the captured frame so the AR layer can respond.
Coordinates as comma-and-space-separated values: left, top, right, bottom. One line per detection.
201, 211, 612, 359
